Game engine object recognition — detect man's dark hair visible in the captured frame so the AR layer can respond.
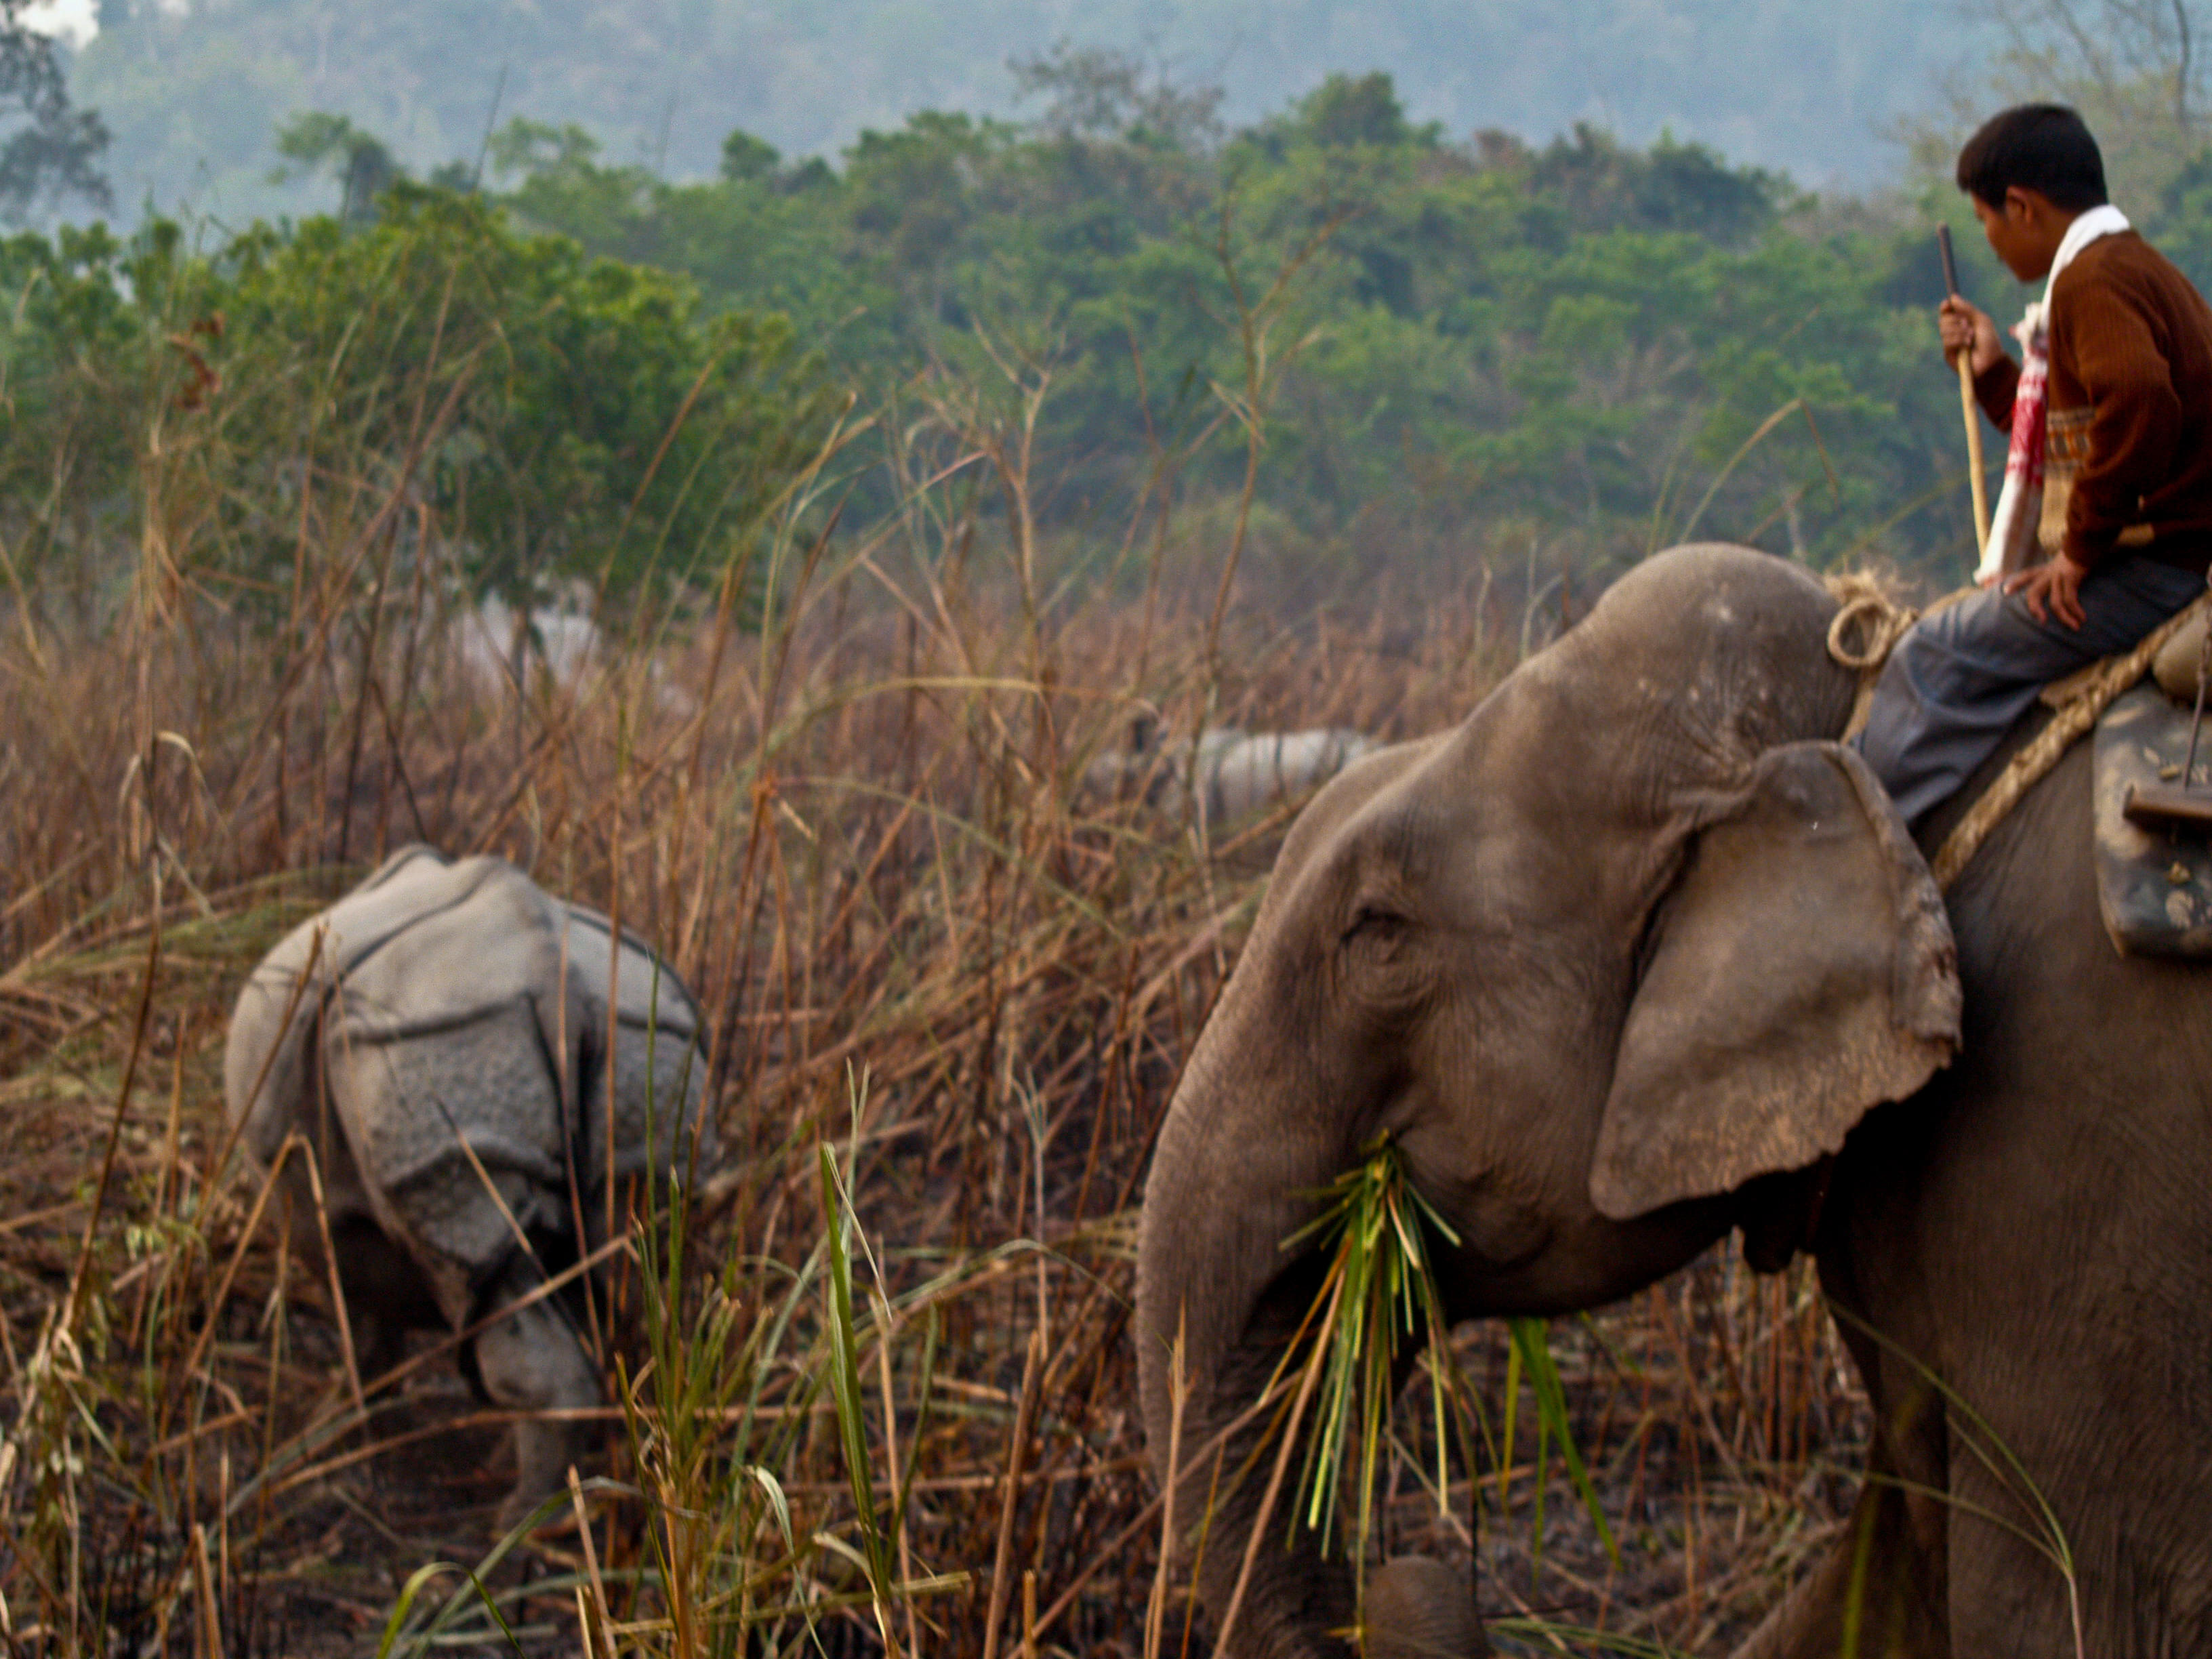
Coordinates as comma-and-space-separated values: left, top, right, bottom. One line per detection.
1956, 104, 2108, 211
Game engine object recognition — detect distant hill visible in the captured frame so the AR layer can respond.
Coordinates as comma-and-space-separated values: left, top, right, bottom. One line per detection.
68, 0, 1985, 224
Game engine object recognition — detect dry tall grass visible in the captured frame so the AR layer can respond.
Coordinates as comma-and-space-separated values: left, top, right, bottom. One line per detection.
0, 348, 1871, 1656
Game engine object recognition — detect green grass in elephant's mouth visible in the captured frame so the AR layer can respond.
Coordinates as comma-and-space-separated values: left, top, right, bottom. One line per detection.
1265, 1135, 1620, 1619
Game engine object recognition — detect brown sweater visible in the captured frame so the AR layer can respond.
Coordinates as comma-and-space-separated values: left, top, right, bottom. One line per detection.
1973, 230, 2212, 575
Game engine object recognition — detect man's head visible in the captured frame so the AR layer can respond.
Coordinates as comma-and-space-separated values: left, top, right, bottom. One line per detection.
1956, 104, 2109, 281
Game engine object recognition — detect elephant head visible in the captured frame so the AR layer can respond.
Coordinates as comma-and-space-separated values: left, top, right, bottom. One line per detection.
1134, 546, 1962, 1656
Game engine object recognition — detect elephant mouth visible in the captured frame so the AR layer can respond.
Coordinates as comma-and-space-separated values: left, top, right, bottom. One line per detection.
1379, 1146, 1554, 1277
1442, 1185, 1553, 1271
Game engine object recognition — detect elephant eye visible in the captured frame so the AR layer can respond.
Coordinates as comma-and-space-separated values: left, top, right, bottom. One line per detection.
1343, 904, 1406, 946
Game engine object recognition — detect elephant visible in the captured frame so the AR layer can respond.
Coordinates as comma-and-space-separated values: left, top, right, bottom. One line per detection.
224, 844, 713, 1528
1134, 544, 2212, 1656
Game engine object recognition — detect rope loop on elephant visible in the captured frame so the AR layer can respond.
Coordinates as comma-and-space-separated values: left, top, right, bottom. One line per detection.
1824, 579, 1919, 672
1822, 573, 1921, 743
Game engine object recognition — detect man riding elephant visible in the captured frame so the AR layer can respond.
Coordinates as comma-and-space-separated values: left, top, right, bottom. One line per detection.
1861, 104, 2212, 827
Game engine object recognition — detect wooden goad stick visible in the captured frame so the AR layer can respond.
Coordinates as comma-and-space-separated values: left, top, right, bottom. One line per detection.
1939, 224, 1992, 556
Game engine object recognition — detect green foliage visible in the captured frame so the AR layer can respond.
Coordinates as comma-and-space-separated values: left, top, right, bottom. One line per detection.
1291, 72, 1438, 152
484, 73, 1984, 577
488, 115, 602, 183
0, 220, 146, 562
720, 129, 781, 184
1288, 1136, 1460, 1570
1504, 1316, 1618, 1573
819, 1136, 899, 1636
2149, 148, 2212, 295
1009, 40, 1224, 150
0, 180, 840, 612
13, 64, 2078, 603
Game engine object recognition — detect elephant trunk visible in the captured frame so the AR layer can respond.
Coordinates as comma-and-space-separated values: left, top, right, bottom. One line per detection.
1138, 1022, 1488, 1656
1136, 1038, 1351, 1657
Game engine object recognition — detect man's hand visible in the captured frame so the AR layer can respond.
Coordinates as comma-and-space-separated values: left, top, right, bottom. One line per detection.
1939, 295, 2006, 377
2004, 552, 2090, 630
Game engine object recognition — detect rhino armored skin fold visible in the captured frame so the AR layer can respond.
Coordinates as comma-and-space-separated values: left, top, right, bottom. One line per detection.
224, 844, 714, 1527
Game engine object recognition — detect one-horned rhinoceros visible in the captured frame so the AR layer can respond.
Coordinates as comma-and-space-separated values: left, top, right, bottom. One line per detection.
224, 844, 714, 1526
1083, 722, 1379, 825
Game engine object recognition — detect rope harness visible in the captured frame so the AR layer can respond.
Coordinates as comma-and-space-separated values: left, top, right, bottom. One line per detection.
1823, 573, 1925, 743
1822, 575, 2212, 889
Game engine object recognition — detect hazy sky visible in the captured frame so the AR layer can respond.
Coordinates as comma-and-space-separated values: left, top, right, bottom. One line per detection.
22, 0, 96, 47
58, 0, 1988, 226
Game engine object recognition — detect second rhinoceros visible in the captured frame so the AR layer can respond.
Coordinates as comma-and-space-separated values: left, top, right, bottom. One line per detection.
224, 844, 714, 1526
1083, 722, 1379, 825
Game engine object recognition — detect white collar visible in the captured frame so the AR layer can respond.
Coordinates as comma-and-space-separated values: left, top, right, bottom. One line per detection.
2043, 203, 2131, 302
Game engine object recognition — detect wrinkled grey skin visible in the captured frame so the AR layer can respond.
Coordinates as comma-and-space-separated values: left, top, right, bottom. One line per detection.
1136, 545, 2212, 1656
225, 845, 712, 1528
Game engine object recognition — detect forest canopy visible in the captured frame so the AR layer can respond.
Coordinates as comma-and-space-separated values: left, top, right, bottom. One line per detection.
21, 28, 2212, 610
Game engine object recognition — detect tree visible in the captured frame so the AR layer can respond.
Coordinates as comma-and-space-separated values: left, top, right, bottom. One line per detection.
1296, 72, 1425, 150
190, 184, 842, 602
476, 78, 1973, 575
1933, 0, 2210, 203
488, 115, 602, 184
272, 111, 401, 223
720, 129, 780, 182
1008, 42, 1222, 151
1529, 126, 1779, 244
0, 0, 108, 224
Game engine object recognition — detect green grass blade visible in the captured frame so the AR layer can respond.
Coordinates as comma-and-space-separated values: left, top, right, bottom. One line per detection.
1510, 1317, 1620, 1568
817, 1141, 896, 1619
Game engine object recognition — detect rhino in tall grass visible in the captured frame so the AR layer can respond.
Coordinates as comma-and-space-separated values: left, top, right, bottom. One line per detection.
454, 595, 697, 717
1084, 720, 1380, 825
456, 596, 605, 697
224, 844, 713, 1527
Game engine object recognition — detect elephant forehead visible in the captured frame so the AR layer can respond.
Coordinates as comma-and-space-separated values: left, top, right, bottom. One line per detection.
1414, 773, 1643, 930
1508, 640, 1782, 798
1546, 547, 1849, 748
1278, 733, 1617, 945
1574, 544, 1832, 654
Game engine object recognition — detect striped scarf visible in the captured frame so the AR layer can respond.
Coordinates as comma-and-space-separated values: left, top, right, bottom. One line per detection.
1978, 204, 2132, 585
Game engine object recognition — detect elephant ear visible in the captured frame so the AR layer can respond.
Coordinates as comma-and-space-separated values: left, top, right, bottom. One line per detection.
1589, 741, 1961, 1221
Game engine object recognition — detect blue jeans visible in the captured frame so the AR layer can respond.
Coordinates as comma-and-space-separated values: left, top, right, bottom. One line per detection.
1855, 556, 2208, 830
